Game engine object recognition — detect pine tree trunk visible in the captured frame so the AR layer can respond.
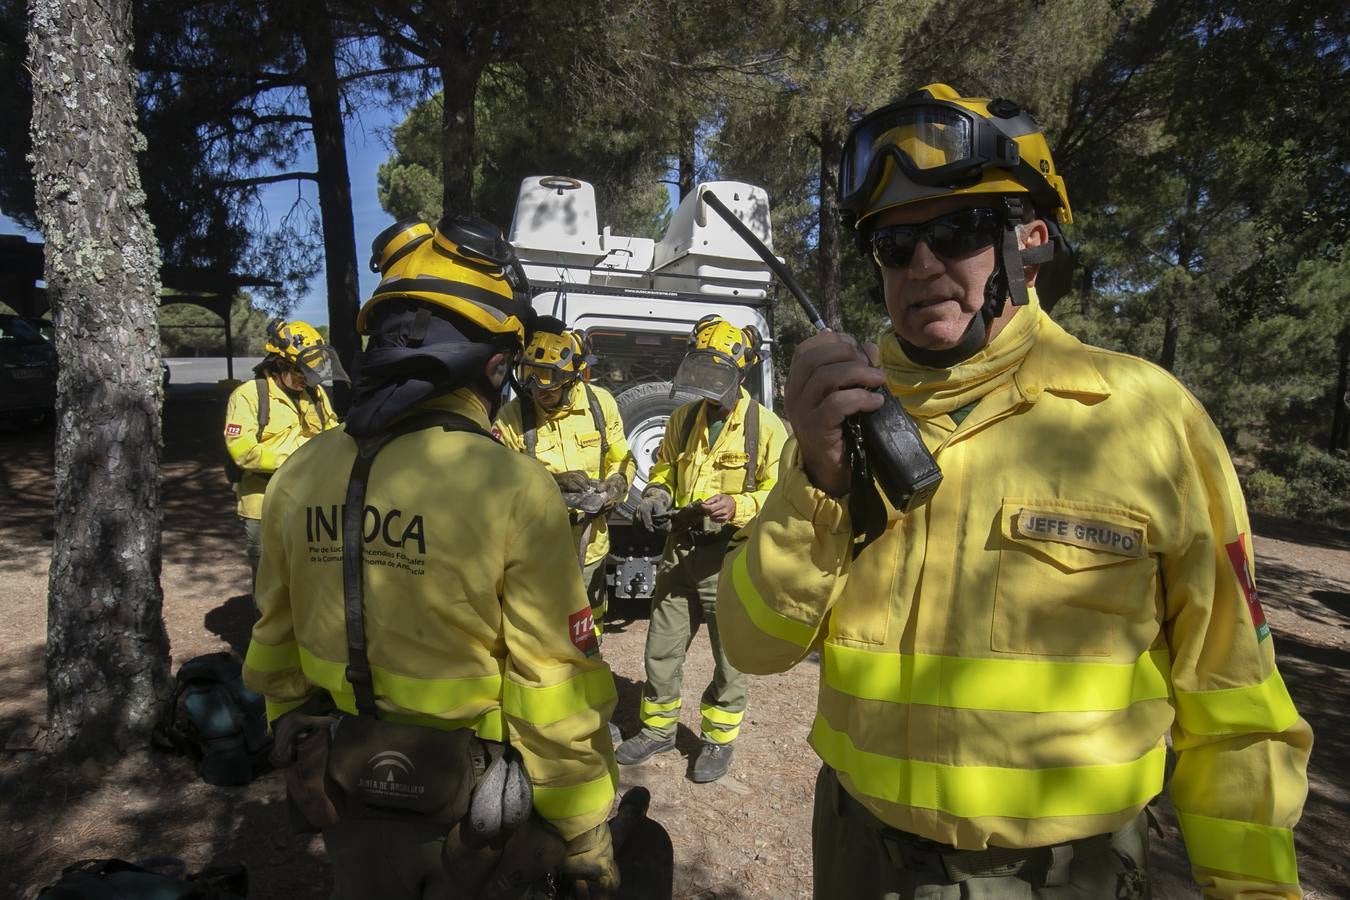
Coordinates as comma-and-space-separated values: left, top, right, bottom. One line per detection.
299, 9, 359, 412
678, 125, 696, 201
1331, 326, 1349, 454
817, 118, 844, 331
28, 0, 171, 755
439, 52, 483, 216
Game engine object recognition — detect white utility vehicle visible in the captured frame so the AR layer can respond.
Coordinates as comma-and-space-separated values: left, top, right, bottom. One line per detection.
508, 175, 779, 604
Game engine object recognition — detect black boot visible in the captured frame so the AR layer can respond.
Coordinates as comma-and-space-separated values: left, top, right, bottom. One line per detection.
615, 732, 676, 765
690, 740, 734, 783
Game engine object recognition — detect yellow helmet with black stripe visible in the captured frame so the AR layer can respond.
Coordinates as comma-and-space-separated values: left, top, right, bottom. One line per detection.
516, 316, 591, 391
359, 214, 530, 347
839, 83, 1071, 229
688, 314, 761, 369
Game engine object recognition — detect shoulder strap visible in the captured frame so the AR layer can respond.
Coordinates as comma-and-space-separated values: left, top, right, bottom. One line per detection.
342, 411, 491, 716
676, 403, 698, 457
743, 401, 759, 489
522, 397, 537, 458
306, 385, 328, 430
584, 384, 608, 468
254, 377, 269, 441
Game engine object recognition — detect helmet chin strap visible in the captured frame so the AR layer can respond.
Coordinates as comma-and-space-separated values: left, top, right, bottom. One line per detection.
898, 198, 1048, 368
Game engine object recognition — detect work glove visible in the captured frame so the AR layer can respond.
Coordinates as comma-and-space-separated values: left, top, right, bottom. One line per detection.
559, 823, 620, 900
593, 473, 629, 513
634, 488, 673, 533
553, 470, 592, 494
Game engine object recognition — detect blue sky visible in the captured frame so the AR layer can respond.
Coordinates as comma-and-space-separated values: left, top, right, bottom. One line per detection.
1, 105, 406, 328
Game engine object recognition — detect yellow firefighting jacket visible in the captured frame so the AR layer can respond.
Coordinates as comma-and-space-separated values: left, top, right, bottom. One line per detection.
496, 383, 635, 566
224, 373, 338, 519
241, 389, 619, 840
647, 389, 787, 528
718, 306, 1311, 898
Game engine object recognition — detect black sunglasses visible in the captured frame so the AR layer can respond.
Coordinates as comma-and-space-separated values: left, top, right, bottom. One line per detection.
869, 208, 1003, 269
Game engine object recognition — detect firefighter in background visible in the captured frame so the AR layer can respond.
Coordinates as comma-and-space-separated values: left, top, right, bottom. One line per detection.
223, 318, 342, 583
717, 83, 1311, 897
616, 315, 787, 784
243, 215, 620, 898
496, 316, 636, 640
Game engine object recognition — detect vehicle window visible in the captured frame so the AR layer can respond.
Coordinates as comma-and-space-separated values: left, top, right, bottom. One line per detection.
585, 329, 689, 396
586, 326, 765, 403
0, 316, 47, 345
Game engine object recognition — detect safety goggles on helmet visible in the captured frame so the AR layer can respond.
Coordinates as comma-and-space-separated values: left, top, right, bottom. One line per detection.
515, 328, 591, 393
869, 207, 1004, 269
838, 84, 1072, 230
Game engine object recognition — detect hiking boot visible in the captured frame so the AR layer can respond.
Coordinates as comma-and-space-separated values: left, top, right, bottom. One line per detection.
609, 722, 622, 744
615, 732, 676, 765
690, 741, 734, 783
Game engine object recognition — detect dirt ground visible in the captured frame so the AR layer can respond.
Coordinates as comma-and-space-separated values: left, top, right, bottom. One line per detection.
1, 392, 1347, 899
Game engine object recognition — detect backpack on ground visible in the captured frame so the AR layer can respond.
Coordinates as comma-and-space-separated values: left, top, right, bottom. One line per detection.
37, 857, 247, 899
154, 652, 272, 786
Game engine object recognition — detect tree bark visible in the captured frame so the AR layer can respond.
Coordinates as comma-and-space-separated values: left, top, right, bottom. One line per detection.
299, 8, 359, 412
678, 122, 696, 202
817, 117, 844, 331
1159, 301, 1179, 373
28, 0, 171, 754
439, 50, 484, 216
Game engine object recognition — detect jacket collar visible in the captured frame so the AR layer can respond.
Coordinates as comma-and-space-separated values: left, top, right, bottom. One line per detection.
1013, 314, 1111, 405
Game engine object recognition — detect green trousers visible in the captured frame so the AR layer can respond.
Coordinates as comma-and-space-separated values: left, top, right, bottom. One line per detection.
241, 516, 261, 584
812, 767, 1151, 899
637, 536, 747, 744
324, 818, 454, 899
583, 557, 607, 639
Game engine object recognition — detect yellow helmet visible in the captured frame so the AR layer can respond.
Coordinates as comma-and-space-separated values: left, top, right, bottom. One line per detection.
516, 317, 592, 390
839, 83, 1072, 229
263, 318, 324, 362
262, 318, 347, 386
687, 314, 761, 370
359, 214, 530, 347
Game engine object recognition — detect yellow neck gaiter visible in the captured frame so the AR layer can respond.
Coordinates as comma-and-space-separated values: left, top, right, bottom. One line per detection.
880, 292, 1042, 419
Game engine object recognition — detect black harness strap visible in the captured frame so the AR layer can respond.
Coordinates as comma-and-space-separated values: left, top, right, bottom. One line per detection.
254, 377, 269, 441
342, 411, 491, 716
675, 399, 760, 491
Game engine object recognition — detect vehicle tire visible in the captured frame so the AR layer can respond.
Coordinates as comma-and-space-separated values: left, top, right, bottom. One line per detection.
613, 381, 699, 520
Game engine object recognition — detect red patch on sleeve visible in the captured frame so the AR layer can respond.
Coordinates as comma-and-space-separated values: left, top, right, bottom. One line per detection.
225, 423, 242, 437
1226, 534, 1270, 641
568, 607, 599, 657
490, 426, 503, 443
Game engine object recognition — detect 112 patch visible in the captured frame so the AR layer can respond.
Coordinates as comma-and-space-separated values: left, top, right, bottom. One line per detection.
225, 423, 242, 437
1226, 533, 1270, 642
568, 607, 599, 658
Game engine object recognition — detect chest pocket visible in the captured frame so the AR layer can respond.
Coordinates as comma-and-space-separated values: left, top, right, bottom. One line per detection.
574, 430, 602, 449
992, 499, 1156, 658
712, 450, 750, 493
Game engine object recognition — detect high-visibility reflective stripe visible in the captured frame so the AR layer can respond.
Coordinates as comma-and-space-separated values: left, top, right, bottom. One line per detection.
532, 764, 619, 822
329, 693, 508, 741
1173, 668, 1300, 736
701, 723, 740, 743
1176, 811, 1298, 886
640, 696, 681, 728
699, 703, 745, 726
824, 644, 1172, 713
811, 716, 1164, 819
503, 668, 617, 726
299, 647, 503, 714
729, 546, 820, 649
265, 697, 306, 722
244, 638, 301, 674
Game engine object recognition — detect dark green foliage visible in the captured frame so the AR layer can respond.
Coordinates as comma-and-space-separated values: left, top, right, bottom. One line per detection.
1250, 444, 1350, 526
